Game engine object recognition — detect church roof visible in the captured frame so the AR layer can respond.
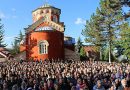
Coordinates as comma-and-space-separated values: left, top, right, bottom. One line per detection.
25, 17, 65, 33
32, 3, 61, 12
25, 17, 45, 33
0, 52, 7, 58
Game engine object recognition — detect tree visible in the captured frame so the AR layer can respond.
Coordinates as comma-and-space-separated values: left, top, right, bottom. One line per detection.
97, 0, 123, 63
75, 37, 83, 53
82, 11, 106, 61
80, 47, 86, 57
120, 23, 130, 59
83, 0, 124, 62
0, 19, 6, 47
11, 38, 20, 55
11, 30, 24, 55
80, 47, 87, 61
16, 30, 24, 44
109, 0, 130, 60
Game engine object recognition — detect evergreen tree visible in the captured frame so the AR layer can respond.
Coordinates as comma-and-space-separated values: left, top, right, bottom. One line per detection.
97, 0, 123, 63
80, 46, 87, 61
80, 47, 86, 57
75, 37, 83, 53
11, 38, 20, 55
83, 0, 124, 62
82, 11, 106, 60
120, 23, 130, 59
0, 19, 6, 47
11, 30, 24, 55
16, 30, 24, 44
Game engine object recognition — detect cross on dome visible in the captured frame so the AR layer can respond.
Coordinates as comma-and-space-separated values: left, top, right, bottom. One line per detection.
41, 0, 52, 8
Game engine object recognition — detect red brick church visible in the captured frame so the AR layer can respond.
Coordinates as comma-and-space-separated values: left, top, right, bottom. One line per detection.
20, 3, 79, 61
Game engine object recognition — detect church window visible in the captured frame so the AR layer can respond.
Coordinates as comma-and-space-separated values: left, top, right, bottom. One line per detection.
40, 10, 43, 14
51, 10, 54, 14
46, 9, 49, 13
39, 40, 49, 54
53, 15, 58, 23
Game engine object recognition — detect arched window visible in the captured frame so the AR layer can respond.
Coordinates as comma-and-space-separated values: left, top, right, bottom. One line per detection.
46, 9, 49, 13
40, 10, 43, 14
53, 15, 58, 23
39, 40, 49, 54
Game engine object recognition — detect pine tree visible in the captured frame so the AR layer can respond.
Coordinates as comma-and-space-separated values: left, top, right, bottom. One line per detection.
0, 19, 6, 47
75, 37, 83, 53
11, 30, 24, 55
120, 23, 130, 59
82, 9, 106, 60
11, 38, 20, 55
80, 47, 86, 57
83, 0, 124, 62
80, 46, 87, 61
16, 30, 24, 44
97, 0, 123, 63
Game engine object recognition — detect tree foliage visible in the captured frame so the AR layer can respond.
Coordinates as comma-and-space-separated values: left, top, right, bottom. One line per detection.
75, 37, 83, 53
82, 11, 106, 60
82, 12, 106, 47
99, 0, 123, 62
120, 23, 130, 59
80, 46, 87, 61
120, 0, 130, 19
83, 0, 124, 62
11, 30, 24, 55
0, 19, 6, 47
80, 47, 86, 57
11, 38, 20, 55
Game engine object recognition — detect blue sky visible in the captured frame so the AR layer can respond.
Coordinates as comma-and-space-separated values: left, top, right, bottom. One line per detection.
0, 0, 100, 48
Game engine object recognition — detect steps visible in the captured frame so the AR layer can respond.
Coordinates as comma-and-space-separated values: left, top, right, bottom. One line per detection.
65, 48, 80, 61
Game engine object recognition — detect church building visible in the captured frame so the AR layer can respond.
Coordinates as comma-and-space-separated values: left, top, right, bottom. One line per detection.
20, 3, 79, 61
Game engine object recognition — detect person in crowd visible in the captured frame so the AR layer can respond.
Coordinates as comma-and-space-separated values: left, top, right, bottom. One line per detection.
93, 80, 105, 90
110, 78, 122, 90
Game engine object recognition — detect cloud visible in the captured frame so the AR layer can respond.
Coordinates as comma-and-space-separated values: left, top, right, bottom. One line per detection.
0, 11, 6, 19
0, 9, 18, 19
0, 11, 17, 19
75, 18, 86, 25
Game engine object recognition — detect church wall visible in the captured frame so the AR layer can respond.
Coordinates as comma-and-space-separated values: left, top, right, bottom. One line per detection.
26, 30, 64, 61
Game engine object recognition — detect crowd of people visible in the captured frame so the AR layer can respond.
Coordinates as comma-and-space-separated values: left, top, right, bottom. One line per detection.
0, 60, 130, 90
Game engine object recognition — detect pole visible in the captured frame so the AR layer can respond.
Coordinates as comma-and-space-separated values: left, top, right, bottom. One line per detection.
109, 41, 111, 63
